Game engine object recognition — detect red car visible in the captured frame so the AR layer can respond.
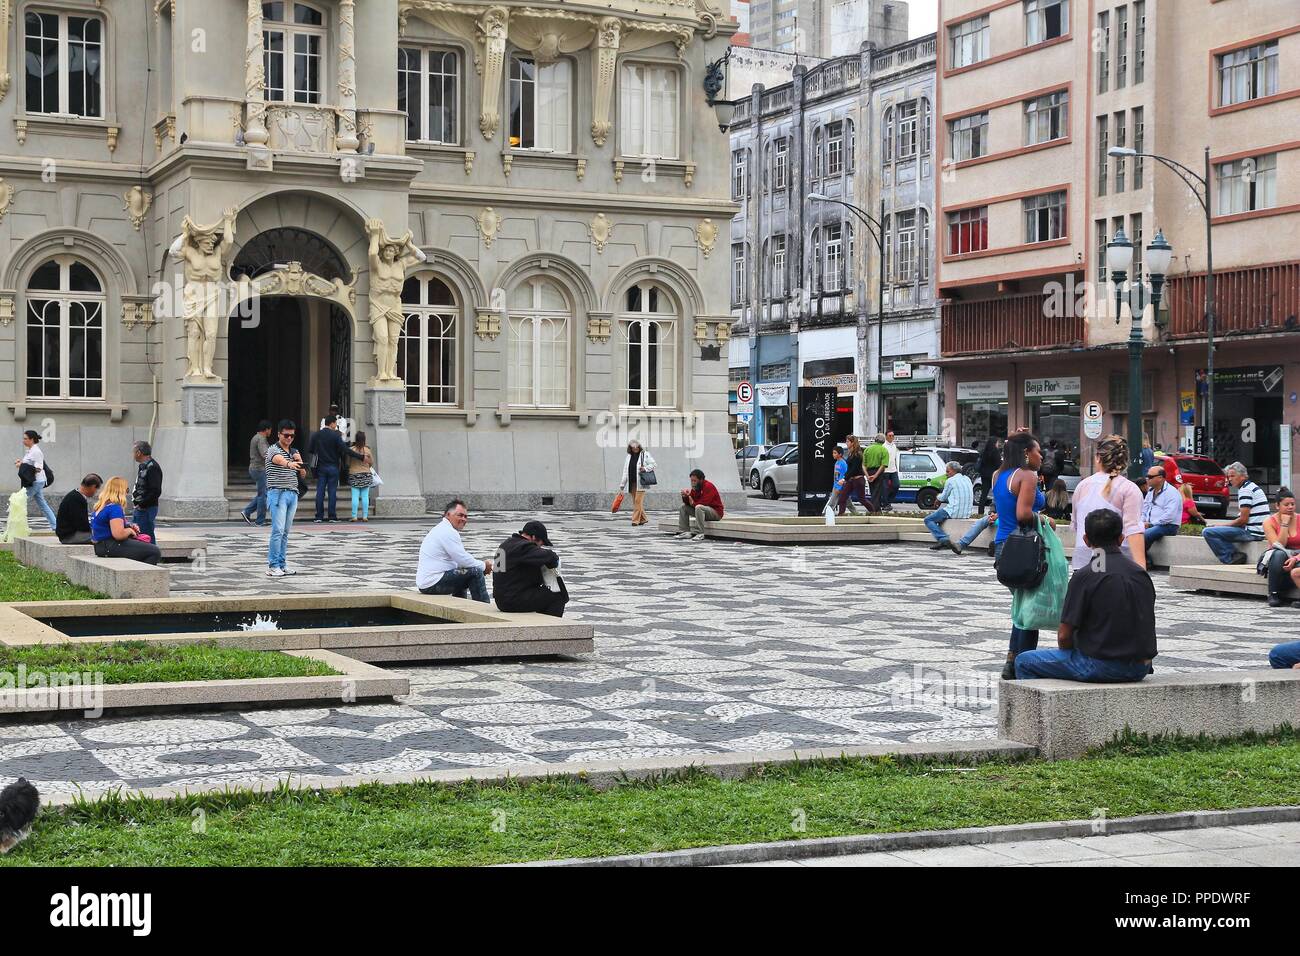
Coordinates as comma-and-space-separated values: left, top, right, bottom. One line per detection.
1164, 453, 1231, 518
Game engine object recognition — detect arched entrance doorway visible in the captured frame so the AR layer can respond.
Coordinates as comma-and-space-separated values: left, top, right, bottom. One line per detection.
225, 228, 357, 473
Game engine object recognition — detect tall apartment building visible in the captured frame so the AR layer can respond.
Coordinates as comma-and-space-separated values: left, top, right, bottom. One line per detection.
0, 0, 742, 514
935, 0, 1300, 490
726, 33, 938, 448
750, 0, 909, 57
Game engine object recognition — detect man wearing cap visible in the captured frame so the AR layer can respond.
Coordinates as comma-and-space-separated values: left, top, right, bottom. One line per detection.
492, 520, 569, 617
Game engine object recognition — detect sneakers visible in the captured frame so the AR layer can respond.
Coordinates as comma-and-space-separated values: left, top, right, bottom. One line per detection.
946, 541, 961, 554
312, 518, 324, 524
1228, 552, 1249, 565
281, 567, 297, 576
241, 512, 254, 526
266, 567, 285, 577
928, 542, 947, 550
674, 532, 692, 539
690, 533, 706, 540
1268, 595, 1285, 608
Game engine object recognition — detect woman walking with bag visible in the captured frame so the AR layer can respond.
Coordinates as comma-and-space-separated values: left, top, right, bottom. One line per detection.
992, 432, 1048, 679
617, 440, 657, 526
1069, 435, 1145, 572
15, 429, 58, 530
836, 435, 872, 516
347, 431, 375, 522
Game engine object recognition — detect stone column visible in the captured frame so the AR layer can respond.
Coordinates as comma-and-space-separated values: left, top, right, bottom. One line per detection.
590, 18, 620, 146
336, 0, 360, 152
244, 0, 269, 145
365, 386, 427, 516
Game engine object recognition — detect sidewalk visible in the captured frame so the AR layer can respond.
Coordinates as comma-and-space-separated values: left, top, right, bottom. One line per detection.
726, 821, 1300, 867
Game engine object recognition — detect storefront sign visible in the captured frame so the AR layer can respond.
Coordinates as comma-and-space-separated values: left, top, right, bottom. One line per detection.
797, 387, 837, 517
806, 373, 858, 389
757, 383, 789, 406
892, 361, 913, 379
1024, 376, 1081, 399
1179, 391, 1196, 425
957, 380, 1008, 402
1196, 366, 1285, 395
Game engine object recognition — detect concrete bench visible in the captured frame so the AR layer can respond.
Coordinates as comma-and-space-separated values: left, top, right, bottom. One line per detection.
1145, 533, 1268, 569
1000, 669, 1300, 759
1168, 562, 1300, 600
12, 533, 205, 576
64, 554, 170, 599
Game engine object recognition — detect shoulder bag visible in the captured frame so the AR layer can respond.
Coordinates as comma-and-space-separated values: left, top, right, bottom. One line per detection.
996, 512, 1049, 590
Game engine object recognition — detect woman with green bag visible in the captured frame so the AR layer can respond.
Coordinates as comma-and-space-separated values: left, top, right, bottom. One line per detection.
991, 432, 1051, 680
1011, 514, 1069, 632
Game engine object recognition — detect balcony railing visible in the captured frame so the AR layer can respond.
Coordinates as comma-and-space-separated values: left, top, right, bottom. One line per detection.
940, 292, 1084, 356
1165, 261, 1300, 339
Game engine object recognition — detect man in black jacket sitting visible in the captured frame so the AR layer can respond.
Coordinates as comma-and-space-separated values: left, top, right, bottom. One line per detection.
492, 521, 569, 617
56, 474, 102, 544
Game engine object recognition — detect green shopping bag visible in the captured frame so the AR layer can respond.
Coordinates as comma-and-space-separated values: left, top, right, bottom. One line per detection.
1011, 515, 1067, 631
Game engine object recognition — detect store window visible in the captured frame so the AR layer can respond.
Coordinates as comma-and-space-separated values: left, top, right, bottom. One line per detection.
885, 392, 929, 436
1027, 398, 1081, 458
960, 401, 1008, 450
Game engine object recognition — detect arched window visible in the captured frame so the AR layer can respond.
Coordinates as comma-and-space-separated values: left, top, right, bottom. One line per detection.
812, 127, 823, 180
882, 106, 894, 163
26, 258, 105, 399
263, 2, 327, 105
620, 282, 677, 409
507, 278, 570, 407
398, 274, 458, 405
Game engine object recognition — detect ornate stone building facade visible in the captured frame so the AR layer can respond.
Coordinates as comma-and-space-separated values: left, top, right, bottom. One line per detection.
0, 0, 740, 515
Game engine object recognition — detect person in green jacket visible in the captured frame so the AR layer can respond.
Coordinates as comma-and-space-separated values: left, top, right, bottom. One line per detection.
864, 434, 890, 509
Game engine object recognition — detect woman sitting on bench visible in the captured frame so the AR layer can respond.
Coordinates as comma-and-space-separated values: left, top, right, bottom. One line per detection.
90, 476, 162, 565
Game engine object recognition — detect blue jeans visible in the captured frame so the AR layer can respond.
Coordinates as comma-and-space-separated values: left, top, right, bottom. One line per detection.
420, 567, 490, 603
133, 505, 158, 541
1143, 523, 1179, 548
924, 508, 952, 543
267, 487, 298, 569
1203, 524, 1257, 563
995, 538, 1039, 656
958, 514, 992, 549
1269, 641, 1300, 669
26, 478, 57, 528
243, 468, 268, 524
1015, 648, 1151, 682
314, 464, 340, 520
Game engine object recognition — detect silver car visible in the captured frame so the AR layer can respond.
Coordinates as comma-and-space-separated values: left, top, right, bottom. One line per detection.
755, 447, 799, 499
735, 444, 767, 484
748, 441, 796, 489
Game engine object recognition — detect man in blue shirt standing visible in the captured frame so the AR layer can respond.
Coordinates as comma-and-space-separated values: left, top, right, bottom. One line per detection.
923, 462, 974, 552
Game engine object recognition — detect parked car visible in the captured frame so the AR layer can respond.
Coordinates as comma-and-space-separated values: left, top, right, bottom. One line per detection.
748, 441, 796, 489
897, 449, 962, 510
756, 447, 799, 499
1165, 453, 1231, 517
735, 444, 767, 484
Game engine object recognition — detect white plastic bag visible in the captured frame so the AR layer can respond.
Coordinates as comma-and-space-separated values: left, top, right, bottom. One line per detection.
370, 470, 384, 488
823, 501, 837, 526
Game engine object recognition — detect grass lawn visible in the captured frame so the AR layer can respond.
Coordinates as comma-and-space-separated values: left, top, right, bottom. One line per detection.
0, 641, 340, 685
0, 551, 103, 602
5, 731, 1299, 866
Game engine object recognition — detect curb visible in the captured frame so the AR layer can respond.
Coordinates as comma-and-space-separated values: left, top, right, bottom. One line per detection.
40, 738, 1034, 804
514, 804, 1300, 867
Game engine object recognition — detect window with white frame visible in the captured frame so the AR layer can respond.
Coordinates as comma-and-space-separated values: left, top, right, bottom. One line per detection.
732, 148, 748, 200
882, 106, 894, 162
949, 15, 989, 69
507, 278, 570, 407
620, 63, 680, 159
398, 47, 459, 145
773, 137, 789, 189
509, 56, 572, 152
1133, 1, 1145, 83
825, 223, 843, 290
825, 121, 845, 176
23, 9, 104, 117
1023, 190, 1067, 243
1217, 42, 1278, 107
1096, 116, 1108, 197
621, 283, 677, 408
732, 243, 747, 305
25, 258, 104, 400
1115, 5, 1128, 89
1025, 0, 1068, 44
1096, 11, 1110, 94
768, 235, 787, 297
263, 2, 325, 105
919, 210, 930, 281
398, 275, 458, 406
1024, 90, 1068, 145
894, 210, 917, 283
948, 112, 987, 162
896, 101, 919, 159
1217, 153, 1277, 214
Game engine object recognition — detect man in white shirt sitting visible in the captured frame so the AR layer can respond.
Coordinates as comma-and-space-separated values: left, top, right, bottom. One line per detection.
416, 499, 493, 602
1141, 464, 1183, 549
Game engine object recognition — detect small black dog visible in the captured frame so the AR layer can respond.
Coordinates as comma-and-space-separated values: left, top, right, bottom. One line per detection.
0, 778, 40, 854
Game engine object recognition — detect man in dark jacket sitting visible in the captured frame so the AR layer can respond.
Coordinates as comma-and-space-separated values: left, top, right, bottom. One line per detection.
56, 474, 102, 544
492, 520, 568, 617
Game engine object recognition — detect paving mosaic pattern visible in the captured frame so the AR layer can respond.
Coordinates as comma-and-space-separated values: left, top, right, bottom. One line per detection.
3, 500, 1295, 795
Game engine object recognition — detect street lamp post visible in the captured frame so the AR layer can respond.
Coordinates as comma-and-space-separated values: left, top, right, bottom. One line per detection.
1109, 145, 1215, 459
808, 193, 887, 433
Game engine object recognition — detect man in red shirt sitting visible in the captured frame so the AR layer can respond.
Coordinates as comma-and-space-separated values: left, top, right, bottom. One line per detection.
676, 468, 725, 540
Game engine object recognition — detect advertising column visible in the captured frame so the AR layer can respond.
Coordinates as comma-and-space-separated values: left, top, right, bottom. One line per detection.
797, 387, 837, 516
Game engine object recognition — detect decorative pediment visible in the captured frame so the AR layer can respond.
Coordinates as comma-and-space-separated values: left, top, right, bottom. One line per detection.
233, 262, 358, 317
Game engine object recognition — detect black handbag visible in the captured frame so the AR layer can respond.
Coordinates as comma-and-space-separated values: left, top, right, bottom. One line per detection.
996, 517, 1049, 590
43, 463, 54, 489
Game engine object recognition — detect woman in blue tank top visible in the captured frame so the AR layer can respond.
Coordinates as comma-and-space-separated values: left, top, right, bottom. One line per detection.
992, 432, 1047, 680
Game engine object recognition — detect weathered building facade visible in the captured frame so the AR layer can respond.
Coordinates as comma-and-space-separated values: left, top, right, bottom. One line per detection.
0, 0, 741, 516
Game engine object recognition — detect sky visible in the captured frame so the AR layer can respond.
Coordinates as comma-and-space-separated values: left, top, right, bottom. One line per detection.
908, 0, 939, 40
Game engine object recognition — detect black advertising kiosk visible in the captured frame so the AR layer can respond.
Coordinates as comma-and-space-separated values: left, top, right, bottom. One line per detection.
797, 387, 837, 516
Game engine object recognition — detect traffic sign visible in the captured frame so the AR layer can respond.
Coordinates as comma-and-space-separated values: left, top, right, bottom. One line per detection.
736, 381, 753, 404
1084, 401, 1104, 422
1083, 400, 1104, 440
